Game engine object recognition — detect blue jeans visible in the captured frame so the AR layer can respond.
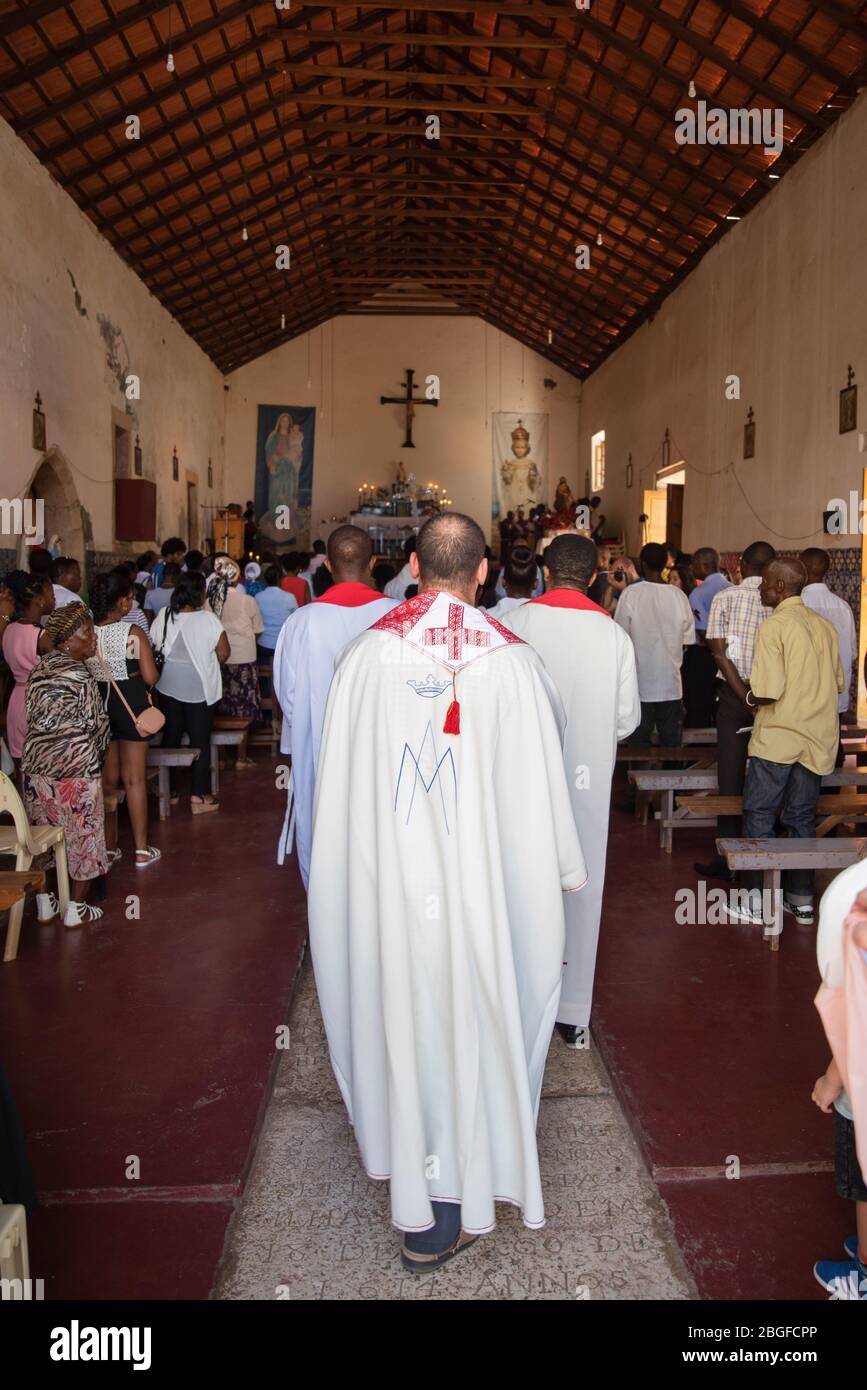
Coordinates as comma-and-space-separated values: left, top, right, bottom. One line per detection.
742, 755, 822, 901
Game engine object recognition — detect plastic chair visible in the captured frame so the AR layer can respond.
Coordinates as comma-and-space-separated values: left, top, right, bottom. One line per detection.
0, 1204, 30, 1285
0, 772, 70, 962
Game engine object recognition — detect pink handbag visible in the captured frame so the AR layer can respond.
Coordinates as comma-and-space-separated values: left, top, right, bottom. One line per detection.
97, 653, 165, 738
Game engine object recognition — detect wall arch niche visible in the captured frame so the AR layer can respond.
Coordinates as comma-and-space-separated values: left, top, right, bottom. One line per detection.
17, 448, 86, 569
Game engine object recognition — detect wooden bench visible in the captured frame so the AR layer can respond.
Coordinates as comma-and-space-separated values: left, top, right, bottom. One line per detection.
716, 836, 867, 950
146, 748, 200, 820
678, 793, 867, 837
616, 745, 718, 763
630, 767, 867, 852
210, 730, 246, 797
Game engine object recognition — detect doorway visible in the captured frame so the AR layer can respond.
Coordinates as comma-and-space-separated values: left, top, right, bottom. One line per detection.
17, 448, 85, 568
641, 465, 686, 551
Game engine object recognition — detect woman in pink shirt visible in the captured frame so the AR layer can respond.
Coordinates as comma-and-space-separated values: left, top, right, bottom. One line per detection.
1, 570, 55, 764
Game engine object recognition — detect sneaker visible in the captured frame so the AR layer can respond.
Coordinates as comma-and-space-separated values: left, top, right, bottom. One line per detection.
783, 897, 814, 925
556, 1023, 589, 1049
719, 891, 766, 927
63, 901, 104, 927
36, 891, 59, 923
813, 1259, 867, 1299
844, 1235, 860, 1261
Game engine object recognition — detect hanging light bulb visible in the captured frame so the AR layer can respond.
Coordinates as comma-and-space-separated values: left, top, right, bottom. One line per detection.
241, 225, 248, 242
688, 79, 696, 99
281, 312, 286, 330
547, 328, 553, 345
166, 50, 175, 73
596, 231, 603, 246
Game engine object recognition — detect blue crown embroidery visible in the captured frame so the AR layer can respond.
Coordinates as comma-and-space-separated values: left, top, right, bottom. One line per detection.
407, 673, 450, 698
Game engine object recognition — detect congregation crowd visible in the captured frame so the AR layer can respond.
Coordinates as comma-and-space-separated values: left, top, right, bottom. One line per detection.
1, 508, 865, 1291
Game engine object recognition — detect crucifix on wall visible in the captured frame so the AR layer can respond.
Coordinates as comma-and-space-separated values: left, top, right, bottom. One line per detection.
380, 368, 438, 448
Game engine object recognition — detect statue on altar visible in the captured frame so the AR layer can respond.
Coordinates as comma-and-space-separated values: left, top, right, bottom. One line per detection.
554, 475, 574, 515
499, 419, 543, 514
396, 459, 407, 486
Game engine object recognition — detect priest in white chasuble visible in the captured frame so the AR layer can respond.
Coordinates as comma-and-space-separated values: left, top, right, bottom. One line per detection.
308, 513, 587, 1270
273, 525, 398, 889
503, 534, 640, 1042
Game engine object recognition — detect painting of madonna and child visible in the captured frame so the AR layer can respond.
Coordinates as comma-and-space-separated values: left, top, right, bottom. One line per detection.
254, 405, 316, 548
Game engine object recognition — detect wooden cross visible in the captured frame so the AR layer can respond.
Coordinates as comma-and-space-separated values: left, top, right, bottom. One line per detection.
380, 367, 438, 448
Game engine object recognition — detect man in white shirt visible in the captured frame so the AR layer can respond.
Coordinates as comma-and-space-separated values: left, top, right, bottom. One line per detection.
614, 542, 695, 747
50, 555, 84, 610
384, 535, 417, 599
487, 544, 537, 619
800, 547, 856, 719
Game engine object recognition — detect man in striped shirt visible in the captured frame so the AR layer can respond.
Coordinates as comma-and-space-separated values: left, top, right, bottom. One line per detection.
694, 540, 776, 882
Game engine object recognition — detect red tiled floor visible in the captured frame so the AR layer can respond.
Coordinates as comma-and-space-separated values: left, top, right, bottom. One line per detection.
0, 759, 307, 1298
658, 1173, 852, 1301
593, 788, 850, 1299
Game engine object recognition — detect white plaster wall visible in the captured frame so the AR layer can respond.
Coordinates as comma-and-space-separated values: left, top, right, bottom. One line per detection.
0, 115, 225, 554
579, 90, 867, 557
224, 316, 581, 539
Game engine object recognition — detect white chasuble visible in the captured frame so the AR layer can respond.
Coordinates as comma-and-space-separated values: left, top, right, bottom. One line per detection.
273, 582, 398, 888
307, 590, 587, 1235
503, 592, 640, 1026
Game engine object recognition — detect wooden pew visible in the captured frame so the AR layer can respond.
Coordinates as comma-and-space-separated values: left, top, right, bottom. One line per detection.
716, 836, 867, 951
629, 767, 867, 852
146, 748, 200, 820
210, 729, 246, 797
677, 793, 867, 837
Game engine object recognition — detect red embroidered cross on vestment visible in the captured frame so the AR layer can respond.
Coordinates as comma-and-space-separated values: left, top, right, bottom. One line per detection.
422, 602, 490, 663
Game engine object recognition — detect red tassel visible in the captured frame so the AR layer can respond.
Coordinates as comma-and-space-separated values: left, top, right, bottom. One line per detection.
443, 699, 461, 735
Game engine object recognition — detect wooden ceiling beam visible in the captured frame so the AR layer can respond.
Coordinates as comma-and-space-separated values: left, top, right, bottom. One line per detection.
274, 31, 566, 48
286, 94, 536, 113
807, 0, 867, 44
280, 62, 553, 88
721, 0, 861, 91
297, 1, 577, 15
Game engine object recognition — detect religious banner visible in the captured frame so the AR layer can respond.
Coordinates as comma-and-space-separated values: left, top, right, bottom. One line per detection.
254, 405, 316, 547
492, 412, 548, 523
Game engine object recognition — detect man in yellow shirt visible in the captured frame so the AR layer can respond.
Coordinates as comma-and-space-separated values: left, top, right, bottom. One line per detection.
728, 558, 844, 927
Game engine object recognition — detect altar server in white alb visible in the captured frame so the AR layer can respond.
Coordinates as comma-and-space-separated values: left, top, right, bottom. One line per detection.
308, 514, 587, 1271
273, 525, 397, 888
504, 534, 640, 1042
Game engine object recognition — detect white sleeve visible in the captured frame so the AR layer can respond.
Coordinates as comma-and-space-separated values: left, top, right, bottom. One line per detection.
273, 620, 297, 737
615, 629, 641, 741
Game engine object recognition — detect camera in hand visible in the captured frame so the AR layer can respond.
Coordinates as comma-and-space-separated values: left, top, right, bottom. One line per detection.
613, 569, 624, 582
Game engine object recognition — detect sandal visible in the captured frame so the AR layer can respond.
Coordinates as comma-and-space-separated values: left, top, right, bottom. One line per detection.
64, 901, 104, 927
400, 1230, 479, 1273
36, 891, 60, 923
106, 848, 122, 867
191, 795, 219, 815
134, 846, 162, 869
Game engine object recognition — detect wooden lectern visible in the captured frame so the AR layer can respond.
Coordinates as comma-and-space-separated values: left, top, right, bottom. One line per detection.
215, 509, 245, 560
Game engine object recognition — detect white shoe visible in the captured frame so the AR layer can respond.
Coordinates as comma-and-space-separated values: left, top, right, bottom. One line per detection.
63, 901, 104, 927
36, 891, 59, 922
783, 897, 814, 925
720, 890, 766, 927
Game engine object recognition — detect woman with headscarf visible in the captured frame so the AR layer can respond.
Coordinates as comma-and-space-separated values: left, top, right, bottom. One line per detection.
21, 604, 111, 926
1, 571, 55, 767
209, 557, 263, 750
243, 561, 265, 598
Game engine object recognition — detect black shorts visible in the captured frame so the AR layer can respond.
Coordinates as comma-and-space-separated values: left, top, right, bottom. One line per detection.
834, 1109, 867, 1202
97, 677, 152, 743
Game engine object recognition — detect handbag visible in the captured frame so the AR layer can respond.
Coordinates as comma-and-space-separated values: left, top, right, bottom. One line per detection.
97, 652, 165, 738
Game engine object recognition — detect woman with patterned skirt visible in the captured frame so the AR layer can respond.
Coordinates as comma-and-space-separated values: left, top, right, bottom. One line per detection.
87, 571, 161, 869
21, 604, 111, 926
